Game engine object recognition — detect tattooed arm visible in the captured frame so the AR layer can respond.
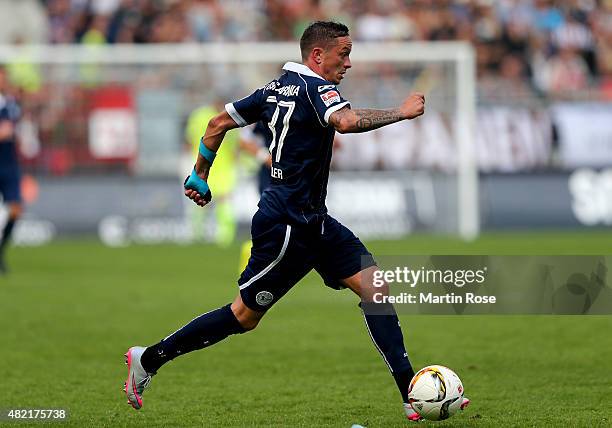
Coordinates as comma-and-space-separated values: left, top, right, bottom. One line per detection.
329, 92, 425, 134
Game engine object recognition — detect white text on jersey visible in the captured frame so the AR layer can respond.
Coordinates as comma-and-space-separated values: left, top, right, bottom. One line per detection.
275, 85, 300, 97
271, 167, 283, 179
263, 81, 280, 91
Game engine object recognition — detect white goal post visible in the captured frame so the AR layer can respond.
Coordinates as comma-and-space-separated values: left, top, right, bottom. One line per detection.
0, 42, 478, 240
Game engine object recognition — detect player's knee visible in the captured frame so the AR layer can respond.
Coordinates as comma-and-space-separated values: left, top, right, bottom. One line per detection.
238, 316, 260, 331
234, 311, 261, 331
343, 265, 388, 301
8, 203, 22, 219
231, 299, 264, 331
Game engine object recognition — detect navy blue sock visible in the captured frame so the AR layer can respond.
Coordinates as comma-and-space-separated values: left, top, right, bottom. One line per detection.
361, 303, 414, 403
141, 304, 245, 373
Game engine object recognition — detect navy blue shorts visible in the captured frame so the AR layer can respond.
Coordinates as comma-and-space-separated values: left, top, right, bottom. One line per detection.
238, 210, 376, 311
0, 172, 21, 203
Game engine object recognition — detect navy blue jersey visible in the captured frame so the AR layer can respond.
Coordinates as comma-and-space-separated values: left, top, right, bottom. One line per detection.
226, 62, 350, 224
0, 93, 21, 175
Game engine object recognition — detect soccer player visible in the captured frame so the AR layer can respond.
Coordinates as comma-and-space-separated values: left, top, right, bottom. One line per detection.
124, 21, 468, 421
0, 66, 22, 275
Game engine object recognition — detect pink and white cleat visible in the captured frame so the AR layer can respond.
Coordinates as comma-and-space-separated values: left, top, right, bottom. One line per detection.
123, 346, 154, 410
404, 402, 423, 422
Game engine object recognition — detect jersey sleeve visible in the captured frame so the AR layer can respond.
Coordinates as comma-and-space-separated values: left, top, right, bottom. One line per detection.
310, 84, 350, 125
225, 87, 266, 127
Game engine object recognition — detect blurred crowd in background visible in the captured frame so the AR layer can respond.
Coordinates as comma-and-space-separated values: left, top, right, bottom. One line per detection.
1, 0, 611, 176
1, 0, 611, 98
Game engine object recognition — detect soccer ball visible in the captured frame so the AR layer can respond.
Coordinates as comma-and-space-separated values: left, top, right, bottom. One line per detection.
407, 365, 464, 421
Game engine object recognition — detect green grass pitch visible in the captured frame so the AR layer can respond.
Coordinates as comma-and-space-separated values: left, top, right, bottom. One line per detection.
1, 231, 611, 427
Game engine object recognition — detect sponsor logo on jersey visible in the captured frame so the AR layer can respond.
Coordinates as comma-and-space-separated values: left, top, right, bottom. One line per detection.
320, 90, 340, 107
275, 85, 300, 97
318, 84, 335, 92
256, 291, 274, 306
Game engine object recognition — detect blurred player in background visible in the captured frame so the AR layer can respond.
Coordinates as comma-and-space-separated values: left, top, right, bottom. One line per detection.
184, 101, 239, 246
124, 21, 467, 422
0, 66, 23, 275
237, 122, 272, 271
239, 122, 273, 196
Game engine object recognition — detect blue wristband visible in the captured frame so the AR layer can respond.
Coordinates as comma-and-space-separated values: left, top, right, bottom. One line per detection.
184, 168, 211, 198
199, 139, 216, 165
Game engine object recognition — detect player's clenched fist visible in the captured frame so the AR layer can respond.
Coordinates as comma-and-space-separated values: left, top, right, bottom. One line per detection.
400, 92, 425, 120
184, 169, 212, 207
